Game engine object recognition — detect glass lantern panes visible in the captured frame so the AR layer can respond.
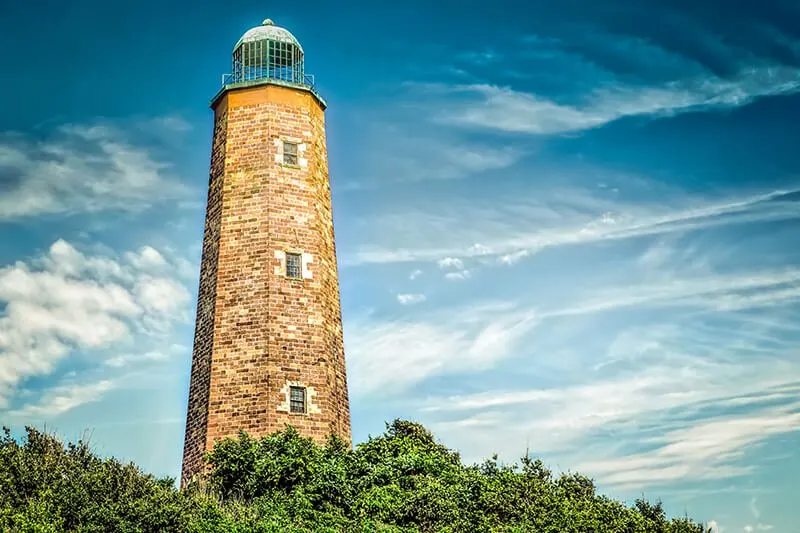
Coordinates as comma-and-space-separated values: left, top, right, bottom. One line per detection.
232, 37, 305, 85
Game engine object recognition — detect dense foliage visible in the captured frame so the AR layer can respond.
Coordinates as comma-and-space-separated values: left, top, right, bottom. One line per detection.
0, 421, 710, 532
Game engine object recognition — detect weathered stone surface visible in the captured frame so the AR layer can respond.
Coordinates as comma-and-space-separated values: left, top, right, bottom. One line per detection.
181, 83, 350, 487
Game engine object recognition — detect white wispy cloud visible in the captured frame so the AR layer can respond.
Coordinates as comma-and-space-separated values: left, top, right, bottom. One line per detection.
427, 376, 800, 491
0, 239, 191, 409
577, 405, 800, 488
125, 246, 169, 271
435, 257, 471, 280
747, 520, 779, 533
437, 257, 464, 270
547, 268, 800, 318
742, 497, 775, 532
417, 65, 800, 135
342, 124, 526, 189
499, 250, 529, 265
344, 186, 800, 267
427, 357, 799, 437
344, 302, 538, 396
0, 121, 190, 219
444, 270, 471, 281
105, 343, 187, 368
149, 115, 192, 133
9, 379, 114, 418
397, 293, 426, 305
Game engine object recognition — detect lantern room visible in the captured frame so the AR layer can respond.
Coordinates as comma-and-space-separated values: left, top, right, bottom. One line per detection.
230, 19, 308, 86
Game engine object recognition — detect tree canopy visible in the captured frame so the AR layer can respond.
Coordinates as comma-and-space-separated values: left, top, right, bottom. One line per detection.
0, 421, 710, 532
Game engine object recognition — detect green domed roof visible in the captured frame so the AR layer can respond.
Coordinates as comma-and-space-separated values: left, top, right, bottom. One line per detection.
234, 19, 303, 53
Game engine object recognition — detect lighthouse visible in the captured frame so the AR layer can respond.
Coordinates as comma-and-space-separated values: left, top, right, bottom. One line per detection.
181, 19, 351, 487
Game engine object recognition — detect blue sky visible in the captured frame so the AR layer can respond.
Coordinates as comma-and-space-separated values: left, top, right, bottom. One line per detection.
1, 0, 800, 531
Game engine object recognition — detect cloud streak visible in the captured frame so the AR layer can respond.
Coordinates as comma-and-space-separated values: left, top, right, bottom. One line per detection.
548, 268, 800, 318
416, 47, 800, 135
397, 293, 426, 305
578, 405, 800, 488
344, 186, 800, 267
10, 379, 114, 418
0, 121, 190, 219
341, 124, 526, 189
344, 303, 539, 397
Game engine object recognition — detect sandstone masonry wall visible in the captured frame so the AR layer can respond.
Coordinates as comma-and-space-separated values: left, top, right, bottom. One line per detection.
181, 106, 227, 485
181, 84, 350, 487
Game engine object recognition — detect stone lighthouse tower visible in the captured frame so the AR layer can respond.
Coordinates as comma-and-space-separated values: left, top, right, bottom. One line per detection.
181, 19, 351, 487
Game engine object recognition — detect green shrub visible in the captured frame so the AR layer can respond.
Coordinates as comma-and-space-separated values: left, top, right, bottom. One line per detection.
0, 422, 711, 532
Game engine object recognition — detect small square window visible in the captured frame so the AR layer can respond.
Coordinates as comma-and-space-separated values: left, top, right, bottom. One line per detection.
283, 141, 298, 165
289, 386, 306, 413
285, 252, 302, 279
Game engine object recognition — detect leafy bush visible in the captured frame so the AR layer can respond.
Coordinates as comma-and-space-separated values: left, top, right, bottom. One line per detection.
0, 421, 711, 532
0, 426, 191, 532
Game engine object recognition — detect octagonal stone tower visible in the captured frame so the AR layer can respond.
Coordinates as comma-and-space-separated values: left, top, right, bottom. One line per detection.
181, 19, 351, 487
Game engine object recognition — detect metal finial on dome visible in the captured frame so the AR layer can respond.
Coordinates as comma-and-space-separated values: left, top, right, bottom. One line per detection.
262, 18, 274, 25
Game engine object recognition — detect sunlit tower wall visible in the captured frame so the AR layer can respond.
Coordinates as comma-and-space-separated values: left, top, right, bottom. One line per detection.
181, 19, 351, 487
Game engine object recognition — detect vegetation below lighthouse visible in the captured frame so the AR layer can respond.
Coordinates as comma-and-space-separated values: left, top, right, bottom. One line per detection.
0, 420, 710, 532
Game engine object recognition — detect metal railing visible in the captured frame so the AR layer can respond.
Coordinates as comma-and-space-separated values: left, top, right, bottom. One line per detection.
221, 72, 316, 89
